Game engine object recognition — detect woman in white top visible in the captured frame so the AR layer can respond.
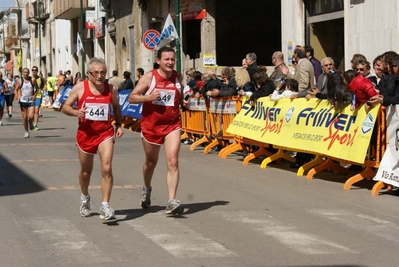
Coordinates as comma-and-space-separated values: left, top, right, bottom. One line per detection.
5, 73, 15, 118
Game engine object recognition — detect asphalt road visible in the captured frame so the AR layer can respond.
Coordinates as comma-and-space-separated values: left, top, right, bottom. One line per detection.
1, 103, 399, 267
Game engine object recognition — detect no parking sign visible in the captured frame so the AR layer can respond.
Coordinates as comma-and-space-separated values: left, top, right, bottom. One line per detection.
142, 30, 161, 50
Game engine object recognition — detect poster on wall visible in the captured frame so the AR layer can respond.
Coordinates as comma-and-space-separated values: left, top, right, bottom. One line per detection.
86, 10, 96, 29
202, 54, 217, 68
95, 17, 105, 38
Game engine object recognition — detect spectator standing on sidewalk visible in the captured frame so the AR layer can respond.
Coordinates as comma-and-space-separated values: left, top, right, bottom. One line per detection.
4, 73, 15, 118
108, 70, 124, 90
62, 57, 124, 221
128, 46, 188, 215
46, 72, 57, 106
0, 71, 9, 126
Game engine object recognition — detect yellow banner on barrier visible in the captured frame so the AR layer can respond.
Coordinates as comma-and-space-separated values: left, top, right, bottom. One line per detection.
227, 97, 380, 164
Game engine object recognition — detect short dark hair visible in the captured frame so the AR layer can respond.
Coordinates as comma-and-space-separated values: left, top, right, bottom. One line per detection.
295, 48, 307, 59
137, 68, 144, 75
112, 70, 118, 76
157, 46, 175, 59
123, 71, 131, 79
304, 45, 314, 57
193, 71, 202, 80
285, 79, 299, 92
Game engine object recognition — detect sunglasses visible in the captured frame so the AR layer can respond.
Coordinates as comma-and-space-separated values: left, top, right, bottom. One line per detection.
291, 61, 297, 65
32, 69, 38, 72
87, 71, 106, 76
356, 68, 365, 71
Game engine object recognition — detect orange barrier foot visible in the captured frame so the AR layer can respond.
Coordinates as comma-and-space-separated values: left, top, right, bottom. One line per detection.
260, 149, 295, 169
343, 165, 376, 190
297, 155, 324, 176
219, 141, 244, 159
371, 181, 387, 196
243, 147, 273, 165
306, 157, 350, 179
204, 138, 220, 154
190, 136, 211, 151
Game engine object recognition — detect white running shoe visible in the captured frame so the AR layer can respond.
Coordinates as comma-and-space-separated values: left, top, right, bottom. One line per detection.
24, 132, 30, 138
100, 204, 115, 220
165, 199, 184, 215
140, 187, 152, 208
80, 196, 92, 217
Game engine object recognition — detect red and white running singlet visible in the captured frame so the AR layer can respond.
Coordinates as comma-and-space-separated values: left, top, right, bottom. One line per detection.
77, 80, 113, 133
141, 69, 182, 144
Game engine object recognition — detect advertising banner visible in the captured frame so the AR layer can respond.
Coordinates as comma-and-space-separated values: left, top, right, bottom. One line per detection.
118, 90, 142, 119
227, 97, 379, 164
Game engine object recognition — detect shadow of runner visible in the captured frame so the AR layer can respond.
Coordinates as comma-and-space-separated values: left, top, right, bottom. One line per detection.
0, 154, 45, 197
114, 201, 230, 222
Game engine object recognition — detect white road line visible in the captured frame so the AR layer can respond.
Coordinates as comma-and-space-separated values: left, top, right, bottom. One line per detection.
219, 211, 356, 255
308, 208, 399, 243
126, 213, 237, 258
14, 216, 111, 265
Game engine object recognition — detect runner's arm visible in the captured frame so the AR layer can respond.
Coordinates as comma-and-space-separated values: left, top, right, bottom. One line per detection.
128, 71, 159, 104
110, 85, 124, 138
14, 79, 21, 100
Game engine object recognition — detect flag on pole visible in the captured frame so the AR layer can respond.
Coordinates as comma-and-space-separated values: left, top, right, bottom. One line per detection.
77, 32, 84, 55
155, 14, 179, 50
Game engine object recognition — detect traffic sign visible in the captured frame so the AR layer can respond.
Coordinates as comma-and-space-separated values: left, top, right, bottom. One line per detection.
142, 30, 161, 51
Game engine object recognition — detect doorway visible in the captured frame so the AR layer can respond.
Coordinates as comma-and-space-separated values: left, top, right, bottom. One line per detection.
308, 18, 344, 70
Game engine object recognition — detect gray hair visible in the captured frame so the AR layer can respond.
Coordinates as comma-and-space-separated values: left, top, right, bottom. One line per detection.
246, 53, 257, 62
321, 57, 334, 65
87, 57, 107, 71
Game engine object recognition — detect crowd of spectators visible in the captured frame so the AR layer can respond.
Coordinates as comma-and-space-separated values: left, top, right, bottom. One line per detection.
180, 46, 399, 169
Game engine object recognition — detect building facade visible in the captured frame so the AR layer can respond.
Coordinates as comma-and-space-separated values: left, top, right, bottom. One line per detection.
1, 0, 398, 79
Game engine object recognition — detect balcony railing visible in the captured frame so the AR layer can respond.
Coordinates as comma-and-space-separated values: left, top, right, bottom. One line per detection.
26, 1, 50, 24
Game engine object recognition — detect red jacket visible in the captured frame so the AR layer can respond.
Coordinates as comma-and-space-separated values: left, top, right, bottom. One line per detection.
348, 75, 378, 107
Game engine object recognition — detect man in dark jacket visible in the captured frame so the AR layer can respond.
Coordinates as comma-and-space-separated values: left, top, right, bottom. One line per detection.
245, 52, 259, 84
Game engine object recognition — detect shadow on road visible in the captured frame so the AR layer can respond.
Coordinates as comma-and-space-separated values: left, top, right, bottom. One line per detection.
0, 154, 45, 197
114, 200, 230, 222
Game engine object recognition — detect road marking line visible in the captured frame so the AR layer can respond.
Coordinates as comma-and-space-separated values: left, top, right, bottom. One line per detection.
0, 143, 68, 147
219, 211, 355, 255
14, 216, 111, 265
44, 185, 141, 190
10, 159, 79, 163
307, 208, 399, 243
126, 213, 238, 258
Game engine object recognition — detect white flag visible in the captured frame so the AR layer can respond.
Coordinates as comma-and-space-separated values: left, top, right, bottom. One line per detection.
77, 32, 84, 55
155, 14, 179, 50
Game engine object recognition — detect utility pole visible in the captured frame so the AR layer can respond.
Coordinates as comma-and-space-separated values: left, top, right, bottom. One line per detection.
17, 0, 22, 75
80, 0, 85, 77
175, 0, 181, 73
1, 18, 5, 59
38, 0, 42, 70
